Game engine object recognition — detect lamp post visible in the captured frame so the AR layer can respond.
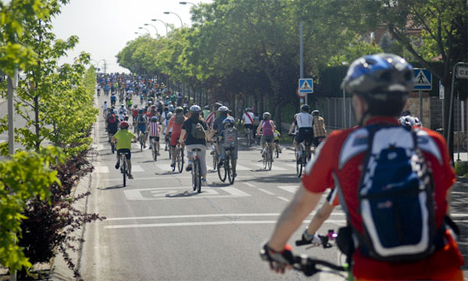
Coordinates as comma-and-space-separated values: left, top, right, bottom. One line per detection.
163, 11, 184, 27
179, 1, 197, 6
138, 26, 151, 35
151, 19, 169, 35
144, 23, 158, 35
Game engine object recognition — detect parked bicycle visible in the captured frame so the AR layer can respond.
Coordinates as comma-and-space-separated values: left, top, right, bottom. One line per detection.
191, 148, 202, 193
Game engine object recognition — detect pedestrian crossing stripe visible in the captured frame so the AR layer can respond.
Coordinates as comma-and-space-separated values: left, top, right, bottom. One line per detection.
254, 163, 287, 170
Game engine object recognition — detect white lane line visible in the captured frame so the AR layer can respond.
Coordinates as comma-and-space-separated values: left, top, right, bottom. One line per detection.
277, 197, 290, 202
235, 164, 250, 171
104, 219, 347, 229
258, 189, 275, 195
131, 165, 145, 172
278, 186, 299, 193
123, 186, 250, 200
105, 213, 281, 221
243, 182, 256, 188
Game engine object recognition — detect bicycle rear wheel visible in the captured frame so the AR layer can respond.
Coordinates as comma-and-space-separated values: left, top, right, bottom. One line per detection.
296, 150, 303, 178
177, 148, 184, 173
111, 142, 115, 154
218, 159, 227, 182
122, 158, 127, 187
275, 146, 279, 158
192, 159, 201, 193
140, 135, 143, 152
267, 147, 273, 170
212, 151, 218, 171
152, 141, 158, 161
228, 154, 236, 184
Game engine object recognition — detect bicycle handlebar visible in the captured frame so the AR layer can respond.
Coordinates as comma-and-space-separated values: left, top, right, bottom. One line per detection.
291, 254, 346, 277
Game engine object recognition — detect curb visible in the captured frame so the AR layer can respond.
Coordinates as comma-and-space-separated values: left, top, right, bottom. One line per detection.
48, 173, 92, 281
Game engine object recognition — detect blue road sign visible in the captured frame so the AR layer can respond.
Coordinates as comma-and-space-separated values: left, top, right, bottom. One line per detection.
413, 69, 432, 91
299, 78, 313, 94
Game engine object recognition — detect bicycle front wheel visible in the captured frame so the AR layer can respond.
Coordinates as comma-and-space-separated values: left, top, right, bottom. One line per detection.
218, 159, 227, 182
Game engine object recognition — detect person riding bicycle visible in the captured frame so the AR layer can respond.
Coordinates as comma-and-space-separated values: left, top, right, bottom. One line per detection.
112, 121, 136, 180
256, 112, 276, 157
261, 54, 464, 280
179, 105, 209, 186
147, 116, 161, 153
218, 116, 238, 174
118, 104, 127, 122
242, 107, 255, 142
289, 104, 314, 162
311, 109, 327, 148
167, 107, 186, 167
110, 93, 117, 107
209, 105, 229, 164
273, 128, 281, 154
106, 110, 119, 142
136, 109, 148, 148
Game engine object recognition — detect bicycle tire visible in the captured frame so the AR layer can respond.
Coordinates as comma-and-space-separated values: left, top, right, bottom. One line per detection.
246, 129, 251, 147
267, 148, 273, 171
275, 146, 279, 158
111, 143, 115, 154
152, 141, 158, 161
140, 135, 143, 152
263, 151, 268, 169
218, 158, 227, 182
195, 159, 202, 193
228, 154, 236, 184
122, 158, 127, 187
296, 150, 303, 177
177, 147, 184, 173
168, 143, 172, 160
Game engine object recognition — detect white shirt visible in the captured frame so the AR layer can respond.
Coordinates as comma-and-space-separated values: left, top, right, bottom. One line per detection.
242, 112, 255, 125
296, 112, 313, 128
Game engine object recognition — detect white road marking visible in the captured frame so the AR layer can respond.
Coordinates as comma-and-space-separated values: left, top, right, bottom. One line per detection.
123, 186, 250, 200
277, 196, 290, 202
243, 182, 256, 188
258, 189, 275, 195
254, 163, 287, 170
104, 219, 347, 229
235, 164, 250, 171
131, 165, 145, 172
95, 166, 109, 173
278, 186, 299, 193
106, 213, 281, 221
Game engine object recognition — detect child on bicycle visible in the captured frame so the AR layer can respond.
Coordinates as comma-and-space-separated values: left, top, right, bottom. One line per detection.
112, 121, 137, 179
219, 116, 238, 175
148, 116, 161, 154
273, 129, 281, 154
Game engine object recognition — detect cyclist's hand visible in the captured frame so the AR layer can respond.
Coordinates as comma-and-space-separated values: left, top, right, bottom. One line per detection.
260, 243, 294, 274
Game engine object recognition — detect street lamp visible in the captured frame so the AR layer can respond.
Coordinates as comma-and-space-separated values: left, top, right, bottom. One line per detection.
163, 11, 184, 27
151, 19, 169, 35
179, 1, 197, 6
144, 23, 158, 35
138, 26, 151, 35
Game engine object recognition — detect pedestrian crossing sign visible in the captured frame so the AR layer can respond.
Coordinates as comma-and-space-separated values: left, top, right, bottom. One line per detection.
413, 68, 432, 91
299, 78, 314, 94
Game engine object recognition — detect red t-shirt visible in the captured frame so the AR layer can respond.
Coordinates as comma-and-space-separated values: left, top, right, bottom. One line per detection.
302, 116, 464, 279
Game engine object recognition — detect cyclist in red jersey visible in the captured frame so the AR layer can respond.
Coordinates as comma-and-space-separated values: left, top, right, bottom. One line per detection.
167, 107, 186, 167
261, 54, 464, 280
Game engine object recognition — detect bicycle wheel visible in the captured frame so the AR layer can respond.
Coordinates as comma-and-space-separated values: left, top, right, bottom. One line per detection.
177, 147, 184, 173
267, 146, 273, 171
152, 141, 158, 161
213, 151, 218, 171
246, 129, 251, 147
195, 159, 202, 193
122, 158, 127, 187
140, 135, 143, 152
275, 145, 279, 158
228, 154, 236, 184
218, 158, 227, 182
263, 150, 268, 169
111, 142, 115, 154
296, 150, 303, 178
168, 143, 172, 160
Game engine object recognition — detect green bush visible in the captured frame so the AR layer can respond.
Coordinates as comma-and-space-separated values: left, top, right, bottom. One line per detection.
455, 161, 468, 177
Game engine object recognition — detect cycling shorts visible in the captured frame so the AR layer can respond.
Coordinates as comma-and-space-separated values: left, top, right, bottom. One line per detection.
295, 127, 314, 145
244, 124, 254, 130
261, 135, 274, 144
137, 124, 146, 134
117, 149, 131, 159
149, 136, 160, 142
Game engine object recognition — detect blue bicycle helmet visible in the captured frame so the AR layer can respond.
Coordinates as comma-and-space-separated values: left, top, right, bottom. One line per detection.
341, 53, 414, 100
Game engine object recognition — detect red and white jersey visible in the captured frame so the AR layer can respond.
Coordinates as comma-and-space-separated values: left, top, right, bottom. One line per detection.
242, 112, 255, 125
148, 122, 160, 137
206, 111, 216, 127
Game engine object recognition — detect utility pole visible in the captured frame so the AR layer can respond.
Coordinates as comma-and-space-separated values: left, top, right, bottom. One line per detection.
7, 68, 18, 156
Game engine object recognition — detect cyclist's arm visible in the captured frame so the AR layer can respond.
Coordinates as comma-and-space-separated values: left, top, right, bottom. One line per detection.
256, 121, 263, 135
305, 201, 335, 236
179, 129, 186, 144
288, 123, 295, 135
268, 184, 322, 252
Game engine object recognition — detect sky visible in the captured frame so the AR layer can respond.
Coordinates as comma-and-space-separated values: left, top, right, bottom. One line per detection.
51, 0, 213, 73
